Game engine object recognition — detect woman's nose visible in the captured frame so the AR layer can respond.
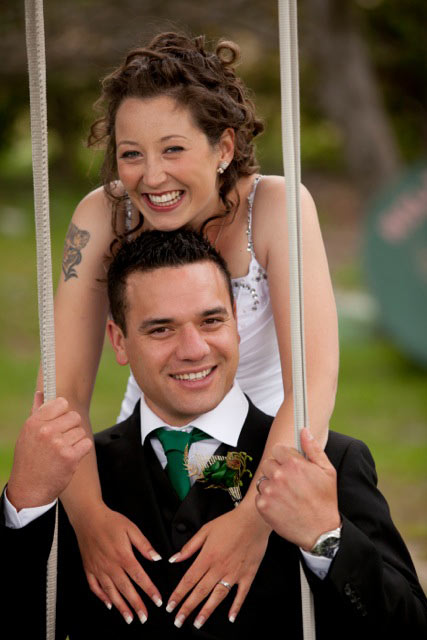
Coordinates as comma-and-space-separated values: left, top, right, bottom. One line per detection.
143, 157, 167, 189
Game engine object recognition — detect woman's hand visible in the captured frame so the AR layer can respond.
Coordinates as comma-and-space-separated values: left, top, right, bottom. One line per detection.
72, 504, 163, 625
165, 505, 271, 629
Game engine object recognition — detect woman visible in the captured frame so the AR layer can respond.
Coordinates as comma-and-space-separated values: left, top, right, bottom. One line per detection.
53, 32, 338, 628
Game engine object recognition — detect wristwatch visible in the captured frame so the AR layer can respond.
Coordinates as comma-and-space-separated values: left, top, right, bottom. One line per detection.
310, 525, 342, 559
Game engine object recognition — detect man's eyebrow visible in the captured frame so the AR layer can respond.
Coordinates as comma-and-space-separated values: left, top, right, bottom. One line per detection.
201, 306, 229, 317
138, 317, 173, 331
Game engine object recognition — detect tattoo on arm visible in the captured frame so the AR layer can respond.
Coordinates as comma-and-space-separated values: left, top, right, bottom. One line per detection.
62, 223, 90, 281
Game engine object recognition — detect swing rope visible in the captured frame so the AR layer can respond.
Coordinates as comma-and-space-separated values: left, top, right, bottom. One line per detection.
278, 1, 316, 637
24, 1, 315, 637
24, 1, 58, 639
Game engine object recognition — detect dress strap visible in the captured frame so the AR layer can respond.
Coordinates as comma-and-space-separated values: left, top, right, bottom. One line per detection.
246, 175, 262, 256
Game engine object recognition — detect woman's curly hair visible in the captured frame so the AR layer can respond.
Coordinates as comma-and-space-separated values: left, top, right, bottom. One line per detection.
88, 32, 264, 241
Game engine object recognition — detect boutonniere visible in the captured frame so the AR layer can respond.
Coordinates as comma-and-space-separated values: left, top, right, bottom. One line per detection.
184, 449, 253, 506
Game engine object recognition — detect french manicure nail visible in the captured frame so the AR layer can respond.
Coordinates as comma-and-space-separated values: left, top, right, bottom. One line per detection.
169, 553, 181, 563
104, 601, 112, 610
153, 595, 163, 608
174, 614, 185, 628
166, 600, 176, 613
123, 613, 133, 625
138, 611, 147, 624
149, 550, 162, 561
229, 614, 236, 623
194, 615, 205, 629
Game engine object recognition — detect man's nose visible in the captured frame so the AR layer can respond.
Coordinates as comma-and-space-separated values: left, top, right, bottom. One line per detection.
175, 325, 210, 361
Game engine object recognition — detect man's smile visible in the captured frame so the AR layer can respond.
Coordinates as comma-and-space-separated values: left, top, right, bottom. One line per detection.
170, 366, 216, 381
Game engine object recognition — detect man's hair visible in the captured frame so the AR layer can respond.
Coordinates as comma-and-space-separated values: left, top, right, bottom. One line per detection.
107, 229, 234, 335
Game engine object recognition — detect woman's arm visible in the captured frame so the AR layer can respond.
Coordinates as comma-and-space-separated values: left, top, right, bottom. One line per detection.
39, 188, 162, 623
165, 178, 338, 628
256, 177, 339, 450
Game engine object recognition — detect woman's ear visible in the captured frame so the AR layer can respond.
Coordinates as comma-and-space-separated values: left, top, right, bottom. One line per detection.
107, 320, 129, 366
219, 128, 235, 165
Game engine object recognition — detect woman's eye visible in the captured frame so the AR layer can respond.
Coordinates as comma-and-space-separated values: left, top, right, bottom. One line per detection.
165, 146, 184, 154
121, 150, 141, 159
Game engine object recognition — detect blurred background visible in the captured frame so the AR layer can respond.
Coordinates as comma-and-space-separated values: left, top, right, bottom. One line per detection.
0, 0, 426, 588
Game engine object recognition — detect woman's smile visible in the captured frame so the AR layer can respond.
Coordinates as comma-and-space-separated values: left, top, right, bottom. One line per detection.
142, 190, 185, 212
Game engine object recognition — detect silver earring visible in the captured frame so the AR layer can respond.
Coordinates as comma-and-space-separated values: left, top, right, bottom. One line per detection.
125, 193, 133, 234
217, 161, 229, 175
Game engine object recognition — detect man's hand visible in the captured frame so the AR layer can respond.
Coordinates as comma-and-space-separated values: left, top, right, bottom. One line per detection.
255, 428, 340, 550
7, 392, 92, 511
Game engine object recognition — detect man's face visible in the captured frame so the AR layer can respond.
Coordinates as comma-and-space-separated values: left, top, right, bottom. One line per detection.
108, 261, 240, 426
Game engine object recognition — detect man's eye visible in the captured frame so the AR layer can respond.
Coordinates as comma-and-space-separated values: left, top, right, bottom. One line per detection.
203, 318, 223, 327
150, 327, 171, 335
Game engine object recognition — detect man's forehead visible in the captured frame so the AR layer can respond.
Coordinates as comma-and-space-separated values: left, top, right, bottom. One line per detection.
125, 262, 232, 316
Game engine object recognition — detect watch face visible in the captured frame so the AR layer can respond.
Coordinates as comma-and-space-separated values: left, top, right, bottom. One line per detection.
316, 536, 340, 559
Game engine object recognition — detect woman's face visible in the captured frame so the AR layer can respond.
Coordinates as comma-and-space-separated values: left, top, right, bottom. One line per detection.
115, 96, 234, 231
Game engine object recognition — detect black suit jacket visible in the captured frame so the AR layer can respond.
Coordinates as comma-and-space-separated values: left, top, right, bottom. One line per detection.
2, 399, 426, 639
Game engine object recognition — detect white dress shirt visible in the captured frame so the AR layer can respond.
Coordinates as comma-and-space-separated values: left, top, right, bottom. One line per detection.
4, 382, 332, 578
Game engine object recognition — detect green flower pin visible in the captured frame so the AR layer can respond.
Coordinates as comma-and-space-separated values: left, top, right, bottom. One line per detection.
185, 449, 253, 506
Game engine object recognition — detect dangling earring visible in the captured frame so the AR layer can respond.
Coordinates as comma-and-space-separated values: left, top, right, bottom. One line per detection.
125, 193, 133, 234
217, 161, 229, 175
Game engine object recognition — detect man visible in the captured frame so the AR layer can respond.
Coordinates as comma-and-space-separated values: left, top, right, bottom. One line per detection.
2, 230, 426, 639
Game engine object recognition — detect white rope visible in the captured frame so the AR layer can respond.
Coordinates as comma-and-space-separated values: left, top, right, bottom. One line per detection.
278, 1, 316, 637
24, 1, 57, 639
23, 2, 313, 637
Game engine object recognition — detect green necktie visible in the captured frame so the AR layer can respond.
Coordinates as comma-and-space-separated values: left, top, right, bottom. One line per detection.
155, 427, 209, 499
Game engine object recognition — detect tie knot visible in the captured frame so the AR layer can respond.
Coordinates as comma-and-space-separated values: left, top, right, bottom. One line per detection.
155, 427, 209, 500
156, 428, 191, 455
155, 427, 208, 455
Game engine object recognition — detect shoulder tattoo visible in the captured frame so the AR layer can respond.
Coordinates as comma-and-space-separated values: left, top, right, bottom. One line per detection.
62, 222, 90, 281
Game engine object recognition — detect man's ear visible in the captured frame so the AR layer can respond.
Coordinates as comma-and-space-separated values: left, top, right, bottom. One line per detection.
107, 320, 129, 366
232, 300, 241, 344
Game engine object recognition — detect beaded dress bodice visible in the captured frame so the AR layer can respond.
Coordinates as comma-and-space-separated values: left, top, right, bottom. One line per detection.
117, 176, 283, 422
232, 176, 283, 416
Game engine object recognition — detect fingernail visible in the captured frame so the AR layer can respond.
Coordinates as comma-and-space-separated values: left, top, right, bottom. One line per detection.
306, 428, 314, 440
149, 550, 162, 561
169, 553, 180, 563
104, 601, 112, 610
194, 615, 205, 629
166, 600, 176, 613
174, 614, 185, 628
153, 595, 163, 608
229, 614, 236, 623
138, 611, 147, 624
123, 612, 133, 625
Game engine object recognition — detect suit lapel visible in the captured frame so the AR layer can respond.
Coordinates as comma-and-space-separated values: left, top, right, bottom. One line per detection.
96, 402, 175, 558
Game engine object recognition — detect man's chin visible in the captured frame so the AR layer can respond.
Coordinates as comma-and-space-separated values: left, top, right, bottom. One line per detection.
163, 395, 224, 426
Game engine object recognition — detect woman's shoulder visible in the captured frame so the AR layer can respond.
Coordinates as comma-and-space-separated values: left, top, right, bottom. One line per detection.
251, 175, 318, 261
256, 175, 314, 208
72, 184, 117, 229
